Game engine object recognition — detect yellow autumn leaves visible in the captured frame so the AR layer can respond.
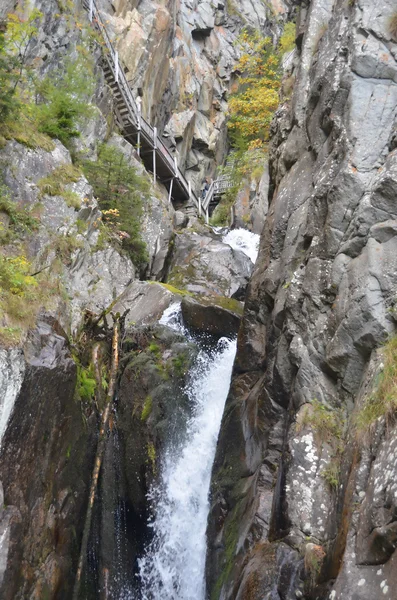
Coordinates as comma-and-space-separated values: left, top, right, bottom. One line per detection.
228, 24, 296, 151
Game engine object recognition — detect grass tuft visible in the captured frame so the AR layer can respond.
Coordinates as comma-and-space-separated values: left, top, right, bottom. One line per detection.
356, 336, 397, 433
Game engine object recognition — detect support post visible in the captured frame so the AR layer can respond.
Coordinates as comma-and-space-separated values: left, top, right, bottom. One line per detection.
114, 51, 119, 83
168, 178, 174, 203
153, 126, 157, 184
89, 0, 93, 22
206, 208, 209, 225
136, 97, 142, 156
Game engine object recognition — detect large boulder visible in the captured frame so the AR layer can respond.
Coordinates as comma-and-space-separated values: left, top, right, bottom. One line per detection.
181, 296, 242, 338
167, 229, 253, 298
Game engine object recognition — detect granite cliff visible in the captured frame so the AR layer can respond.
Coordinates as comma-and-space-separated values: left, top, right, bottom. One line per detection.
207, 1, 397, 599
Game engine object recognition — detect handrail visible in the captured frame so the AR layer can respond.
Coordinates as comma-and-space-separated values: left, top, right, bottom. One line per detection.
82, 0, 199, 209
202, 175, 233, 211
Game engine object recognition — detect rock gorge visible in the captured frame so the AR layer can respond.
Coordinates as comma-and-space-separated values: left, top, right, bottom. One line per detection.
0, 0, 396, 599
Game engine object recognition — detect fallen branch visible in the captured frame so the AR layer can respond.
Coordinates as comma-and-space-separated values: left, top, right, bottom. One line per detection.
72, 314, 120, 600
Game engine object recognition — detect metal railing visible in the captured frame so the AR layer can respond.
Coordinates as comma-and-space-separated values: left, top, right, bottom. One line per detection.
202, 176, 233, 212
82, 0, 199, 209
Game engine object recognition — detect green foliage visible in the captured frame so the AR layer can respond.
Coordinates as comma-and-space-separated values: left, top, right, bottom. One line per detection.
171, 353, 189, 377
148, 342, 160, 354
0, 5, 43, 122
0, 110, 55, 151
279, 22, 296, 54
0, 253, 37, 296
147, 442, 156, 474
356, 336, 397, 432
0, 29, 20, 121
82, 143, 149, 268
229, 30, 281, 150
76, 363, 96, 402
0, 184, 39, 244
141, 395, 153, 421
34, 55, 95, 146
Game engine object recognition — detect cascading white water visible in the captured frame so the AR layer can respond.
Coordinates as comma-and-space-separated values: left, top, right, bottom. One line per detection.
0, 348, 25, 446
138, 313, 236, 600
222, 228, 260, 264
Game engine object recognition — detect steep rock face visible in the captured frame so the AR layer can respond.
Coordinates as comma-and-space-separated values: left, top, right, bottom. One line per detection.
105, 0, 289, 192
0, 320, 96, 600
207, 0, 397, 598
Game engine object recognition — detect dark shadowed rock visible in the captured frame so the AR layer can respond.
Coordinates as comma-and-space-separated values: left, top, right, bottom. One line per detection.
181, 296, 242, 338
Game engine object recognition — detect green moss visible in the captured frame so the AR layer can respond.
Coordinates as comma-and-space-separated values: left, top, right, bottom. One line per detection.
297, 399, 345, 491
147, 442, 156, 474
154, 281, 193, 297
356, 336, 397, 432
321, 461, 339, 490
298, 398, 344, 445
170, 353, 189, 378
76, 363, 96, 403
0, 325, 22, 346
211, 502, 241, 600
198, 295, 244, 316
141, 395, 153, 421
167, 264, 197, 290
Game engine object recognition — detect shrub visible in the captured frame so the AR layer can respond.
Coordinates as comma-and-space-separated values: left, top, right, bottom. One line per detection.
0, 6, 43, 122
82, 143, 149, 268
228, 30, 281, 150
34, 55, 95, 147
279, 22, 296, 54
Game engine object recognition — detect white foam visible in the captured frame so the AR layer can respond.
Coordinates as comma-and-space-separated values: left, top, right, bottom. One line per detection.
222, 228, 260, 264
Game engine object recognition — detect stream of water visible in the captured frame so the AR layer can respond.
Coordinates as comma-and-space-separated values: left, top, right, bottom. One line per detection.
138, 315, 236, 600
136, 229, 259, 599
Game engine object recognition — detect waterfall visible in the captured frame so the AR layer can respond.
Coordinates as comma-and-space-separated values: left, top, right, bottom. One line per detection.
222, 228, 260, 264
0, 349, 25, 446
138, 311, 236, 600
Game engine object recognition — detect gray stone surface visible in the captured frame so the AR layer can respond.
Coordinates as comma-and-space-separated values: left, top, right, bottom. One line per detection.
167, 228, 253, 297
207, 0, 397, 598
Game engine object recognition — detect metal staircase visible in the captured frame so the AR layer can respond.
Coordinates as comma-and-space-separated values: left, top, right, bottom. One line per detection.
82, 0, 199, 210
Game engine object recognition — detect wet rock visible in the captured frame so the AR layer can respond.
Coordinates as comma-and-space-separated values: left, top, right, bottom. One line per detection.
168, 229, 253, 298
0, 319, 95, 600
112, 281, 180, 327
94, 323, 199, 593
181, 296, 241, 338
207, 0, 397, 597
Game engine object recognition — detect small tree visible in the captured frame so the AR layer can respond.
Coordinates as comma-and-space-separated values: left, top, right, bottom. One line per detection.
228, 30, 281, 151
83, 144, 149, 268
34, 55, 95, 146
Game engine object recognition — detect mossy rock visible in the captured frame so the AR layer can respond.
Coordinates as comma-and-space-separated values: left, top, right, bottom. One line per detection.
181, 296, 241, 338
